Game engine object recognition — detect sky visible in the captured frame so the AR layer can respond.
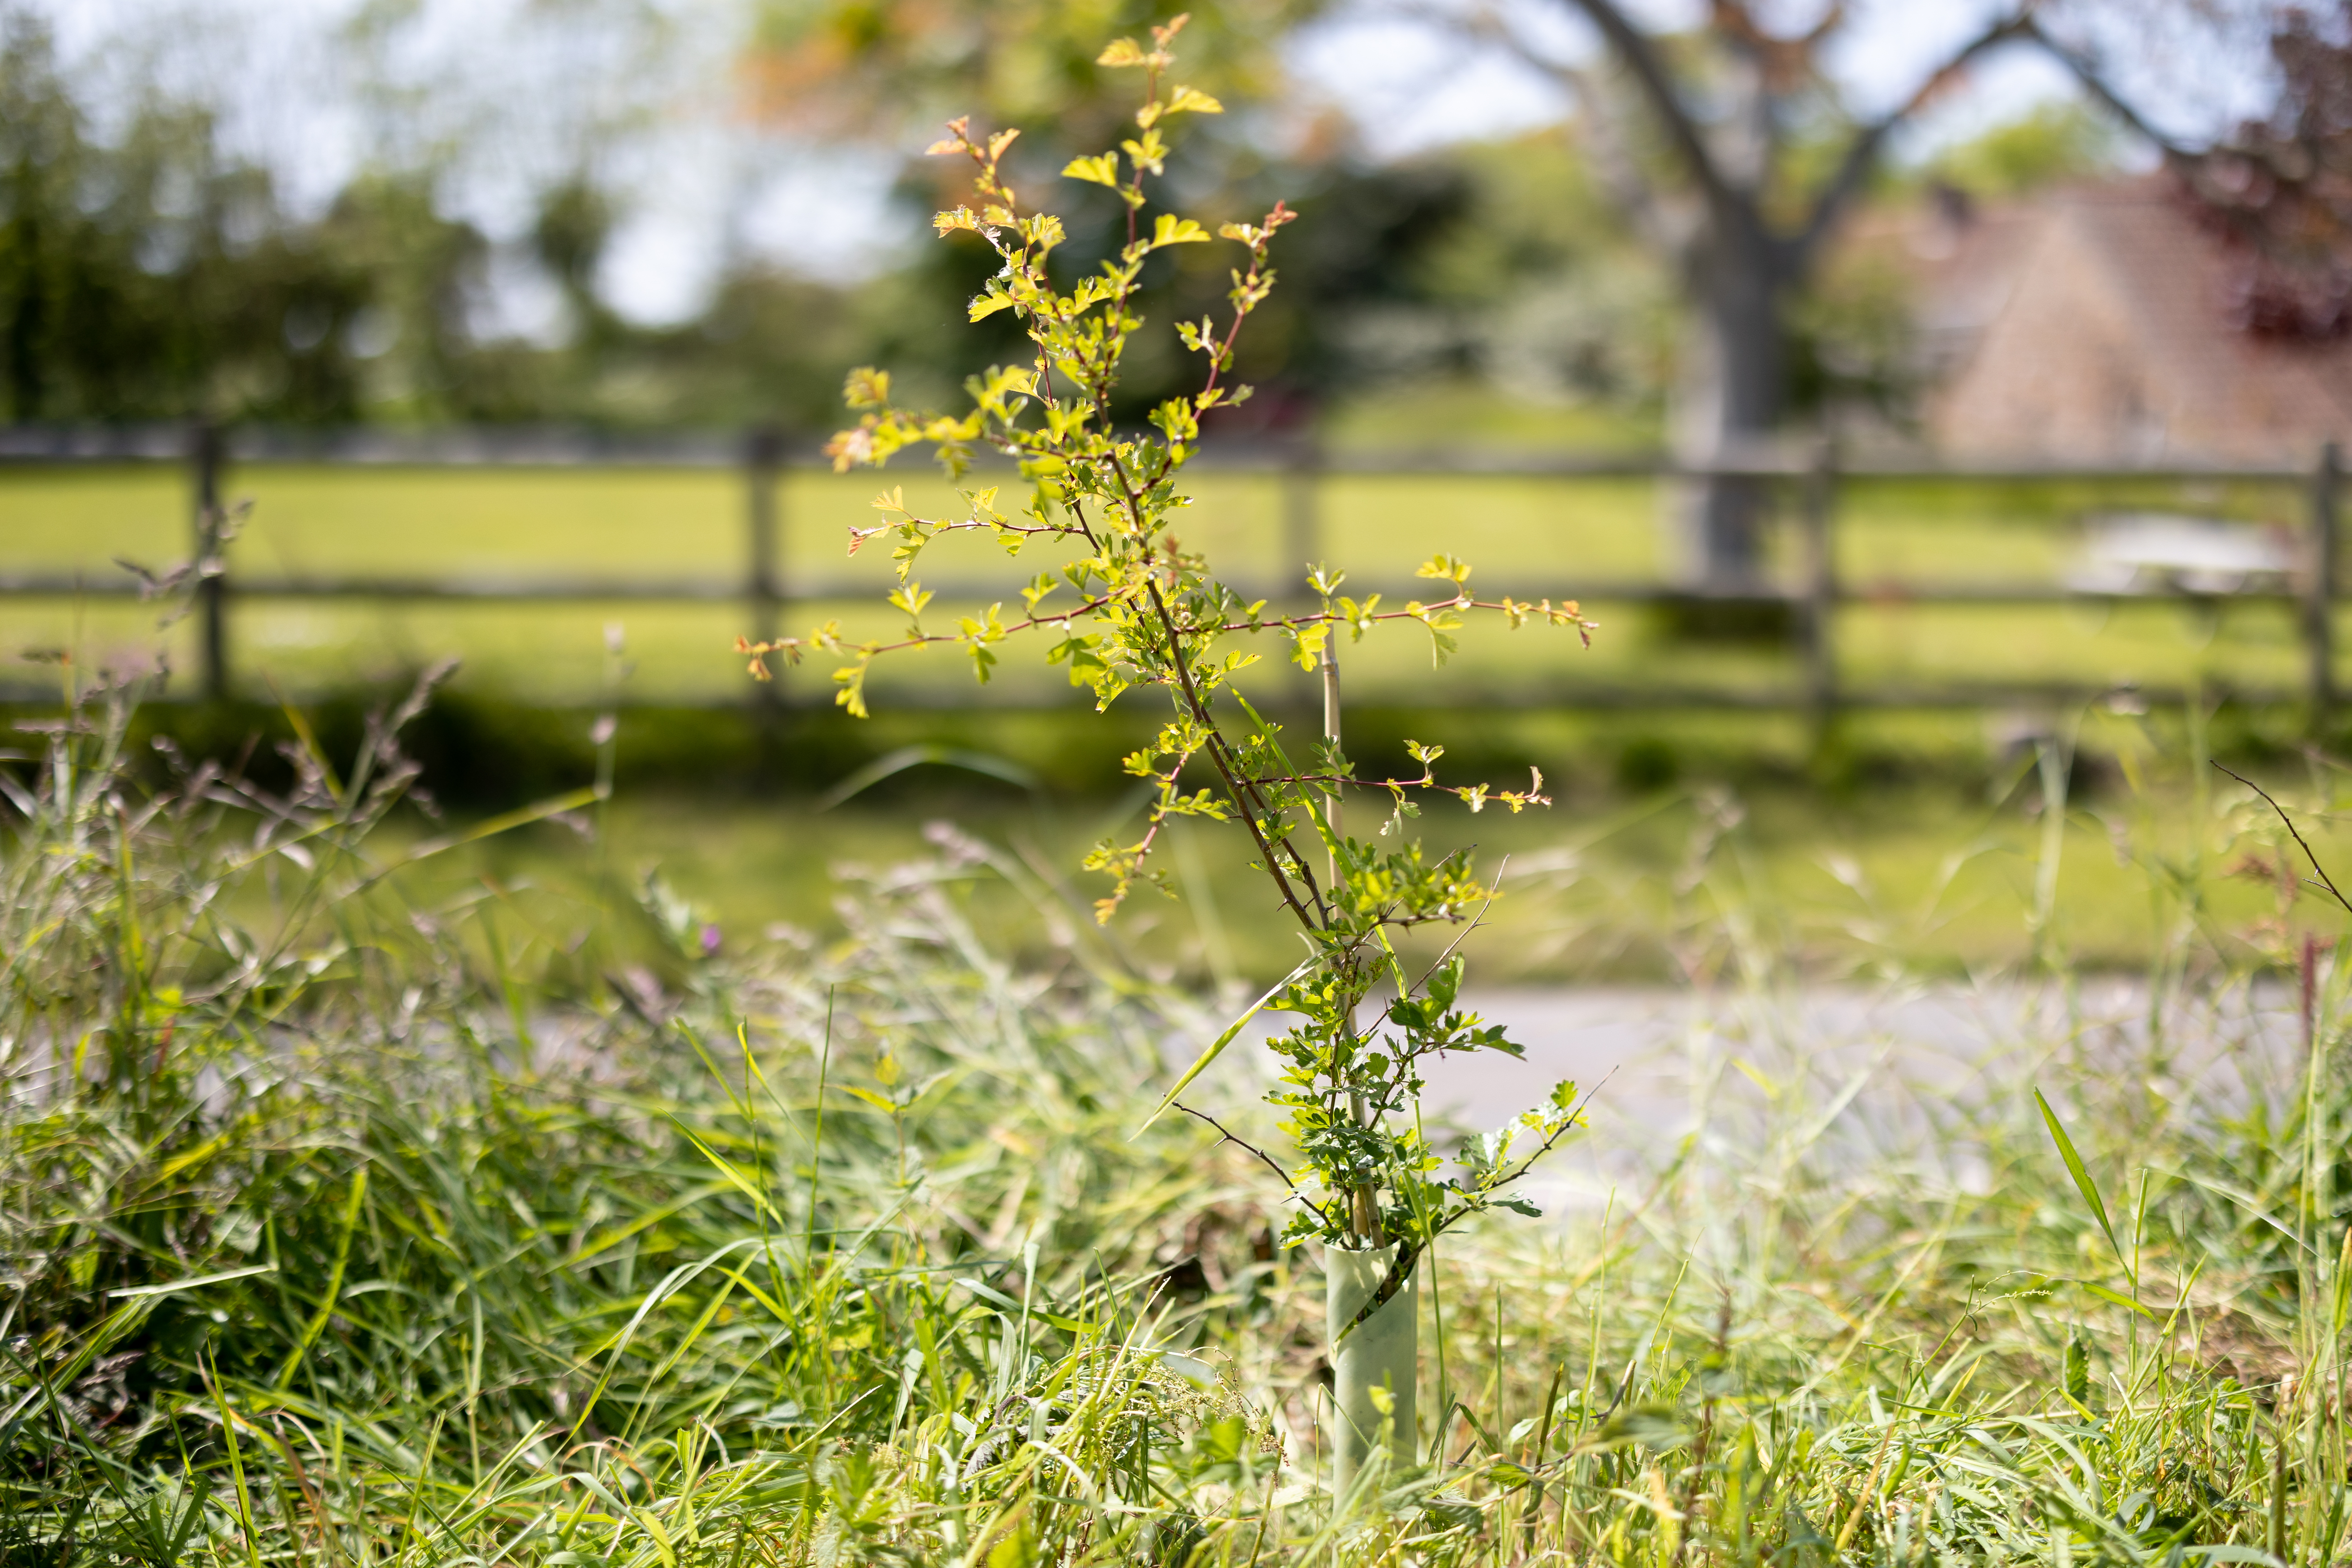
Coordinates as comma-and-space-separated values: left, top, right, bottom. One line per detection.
24, 0, 2282, 330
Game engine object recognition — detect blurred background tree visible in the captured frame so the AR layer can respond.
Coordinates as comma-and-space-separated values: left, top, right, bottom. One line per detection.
744, 0, 1314, 147
1436, 0, 2255, 585
0, 1, 881, 429
0, 14, 370, 422
0, 0, 2294, 465
2165, 1, 2352, 340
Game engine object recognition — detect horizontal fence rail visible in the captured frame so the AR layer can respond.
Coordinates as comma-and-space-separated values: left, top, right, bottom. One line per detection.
0, 421, 2341, 719
0, 420, 2320, 481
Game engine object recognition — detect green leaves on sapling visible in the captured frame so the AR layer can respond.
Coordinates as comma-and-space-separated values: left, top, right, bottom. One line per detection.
766, 14, 1599, 1254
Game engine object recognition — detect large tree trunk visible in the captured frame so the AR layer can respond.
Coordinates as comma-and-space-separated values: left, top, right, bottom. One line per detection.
1671, 234, 1788, 589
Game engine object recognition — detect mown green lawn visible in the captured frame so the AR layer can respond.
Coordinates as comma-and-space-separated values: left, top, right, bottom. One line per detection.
0, 456, 2320, 707
417, 702, 2304, 984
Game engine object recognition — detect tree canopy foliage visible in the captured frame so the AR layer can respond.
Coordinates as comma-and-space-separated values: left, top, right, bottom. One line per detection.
0, 1, 2200, 440
0, 3, 1497, 434
0, 12, 871, 427
745, 0, 1318, 148
2170, 1, 2352, 339
0, 16, 370, 423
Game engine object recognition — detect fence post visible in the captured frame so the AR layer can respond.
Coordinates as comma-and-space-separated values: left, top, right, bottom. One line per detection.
746, 423, 784, 712
1281, 433, 1320, 598
2309, 440, 2339, 727
1800, 437, 1838, 735
191, 421, 227, 701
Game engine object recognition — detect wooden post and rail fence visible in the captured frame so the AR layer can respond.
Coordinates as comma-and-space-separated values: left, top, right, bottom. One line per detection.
1, 423, 2343, 722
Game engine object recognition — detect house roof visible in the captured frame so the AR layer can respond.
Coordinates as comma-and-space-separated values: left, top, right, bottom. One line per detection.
1876, 178, 2352, 464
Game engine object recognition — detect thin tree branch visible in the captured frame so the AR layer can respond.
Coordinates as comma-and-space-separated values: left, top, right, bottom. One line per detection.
1572, 74, 1689, 255
1450, 1, 1684, 254
1175, 1102, 1343, 1235
2015, 13, 2198, 162
1415, 855, 1512, 996
2214, 762, 2352, 917
1465, 1069, 1615, 1204
1795, 11, 2037, 264
1143, 579, 1322, 932
1336, 1063, 1616, 1348
1331, 1240, 1421, 1345
1552, 0, 1742, 223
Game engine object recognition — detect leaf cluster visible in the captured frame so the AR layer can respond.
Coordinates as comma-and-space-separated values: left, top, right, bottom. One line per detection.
1264, 952, 1588, 1255
771, 14, 1599, 1257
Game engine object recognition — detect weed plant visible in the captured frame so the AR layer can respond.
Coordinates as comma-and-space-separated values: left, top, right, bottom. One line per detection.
4, 645, 2351, 1563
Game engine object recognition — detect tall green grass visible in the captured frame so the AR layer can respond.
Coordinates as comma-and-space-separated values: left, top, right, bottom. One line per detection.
4, 671, 2348, 1563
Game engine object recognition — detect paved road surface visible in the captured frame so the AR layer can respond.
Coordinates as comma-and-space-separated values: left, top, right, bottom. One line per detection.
1206, 977, 2304, 1215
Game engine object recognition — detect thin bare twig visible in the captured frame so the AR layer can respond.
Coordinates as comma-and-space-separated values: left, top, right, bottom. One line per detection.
1175, 1102, 1342, 1235
1417, 855, 1512, 995
1454, 1069, 1616, 1205
1144, 579, 1322, 932
2214, 762, 2352, 916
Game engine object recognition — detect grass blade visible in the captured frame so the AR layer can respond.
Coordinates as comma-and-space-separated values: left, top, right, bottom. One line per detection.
2036, 1087, 2132, 1287
1134, 956, 1313, 1138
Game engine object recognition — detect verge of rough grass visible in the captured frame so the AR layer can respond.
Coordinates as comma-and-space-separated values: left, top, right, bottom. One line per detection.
3, 672, 2347, 1565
